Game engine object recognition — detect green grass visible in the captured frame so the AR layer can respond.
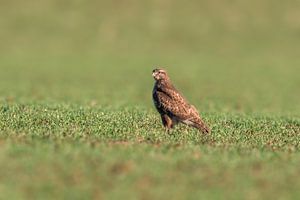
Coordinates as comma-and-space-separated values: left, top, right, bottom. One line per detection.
0, 103, 299, 199
1, 0, 300, 199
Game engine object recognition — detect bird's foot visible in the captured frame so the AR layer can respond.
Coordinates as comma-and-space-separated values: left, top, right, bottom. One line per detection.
164, 127, 170, 134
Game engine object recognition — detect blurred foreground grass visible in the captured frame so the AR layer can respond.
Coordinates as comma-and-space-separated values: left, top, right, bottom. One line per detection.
0, 104, 299, 199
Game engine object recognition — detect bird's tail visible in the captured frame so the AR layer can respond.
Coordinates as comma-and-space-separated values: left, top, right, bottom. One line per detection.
194, 119, 211, 134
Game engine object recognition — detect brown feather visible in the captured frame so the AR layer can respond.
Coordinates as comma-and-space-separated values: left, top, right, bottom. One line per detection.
152, 69, 210, 133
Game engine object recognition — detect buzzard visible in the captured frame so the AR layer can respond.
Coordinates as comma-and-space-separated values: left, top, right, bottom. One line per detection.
152, 68, 210, 133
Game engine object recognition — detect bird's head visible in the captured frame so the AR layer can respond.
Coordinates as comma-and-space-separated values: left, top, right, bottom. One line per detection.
152, 68, 169, 81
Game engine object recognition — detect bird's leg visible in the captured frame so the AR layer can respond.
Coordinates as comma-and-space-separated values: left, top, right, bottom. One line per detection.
171, 117, 179, 129
161, 114, 173, 132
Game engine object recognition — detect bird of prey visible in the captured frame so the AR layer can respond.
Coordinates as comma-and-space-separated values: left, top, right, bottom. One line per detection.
152, 68, 210, 133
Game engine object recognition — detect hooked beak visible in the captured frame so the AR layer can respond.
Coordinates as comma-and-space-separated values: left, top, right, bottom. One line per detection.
152, 71, 159, 80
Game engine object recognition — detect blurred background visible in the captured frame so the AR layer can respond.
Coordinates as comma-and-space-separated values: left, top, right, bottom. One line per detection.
0, 0, 299, 114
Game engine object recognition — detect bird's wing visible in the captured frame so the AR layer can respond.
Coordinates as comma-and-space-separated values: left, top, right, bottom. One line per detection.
156, 86, 211, 133
189, 105, 211, 133
156, 87, 197, 120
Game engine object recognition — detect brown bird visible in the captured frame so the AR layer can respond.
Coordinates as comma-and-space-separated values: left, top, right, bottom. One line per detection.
152, 68, 210, 133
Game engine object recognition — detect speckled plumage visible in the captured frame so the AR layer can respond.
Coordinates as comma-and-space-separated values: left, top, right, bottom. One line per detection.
152, 68, 210, 133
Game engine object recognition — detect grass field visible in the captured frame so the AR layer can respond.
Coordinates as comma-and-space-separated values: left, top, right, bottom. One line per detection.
1, 0, 300, 199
